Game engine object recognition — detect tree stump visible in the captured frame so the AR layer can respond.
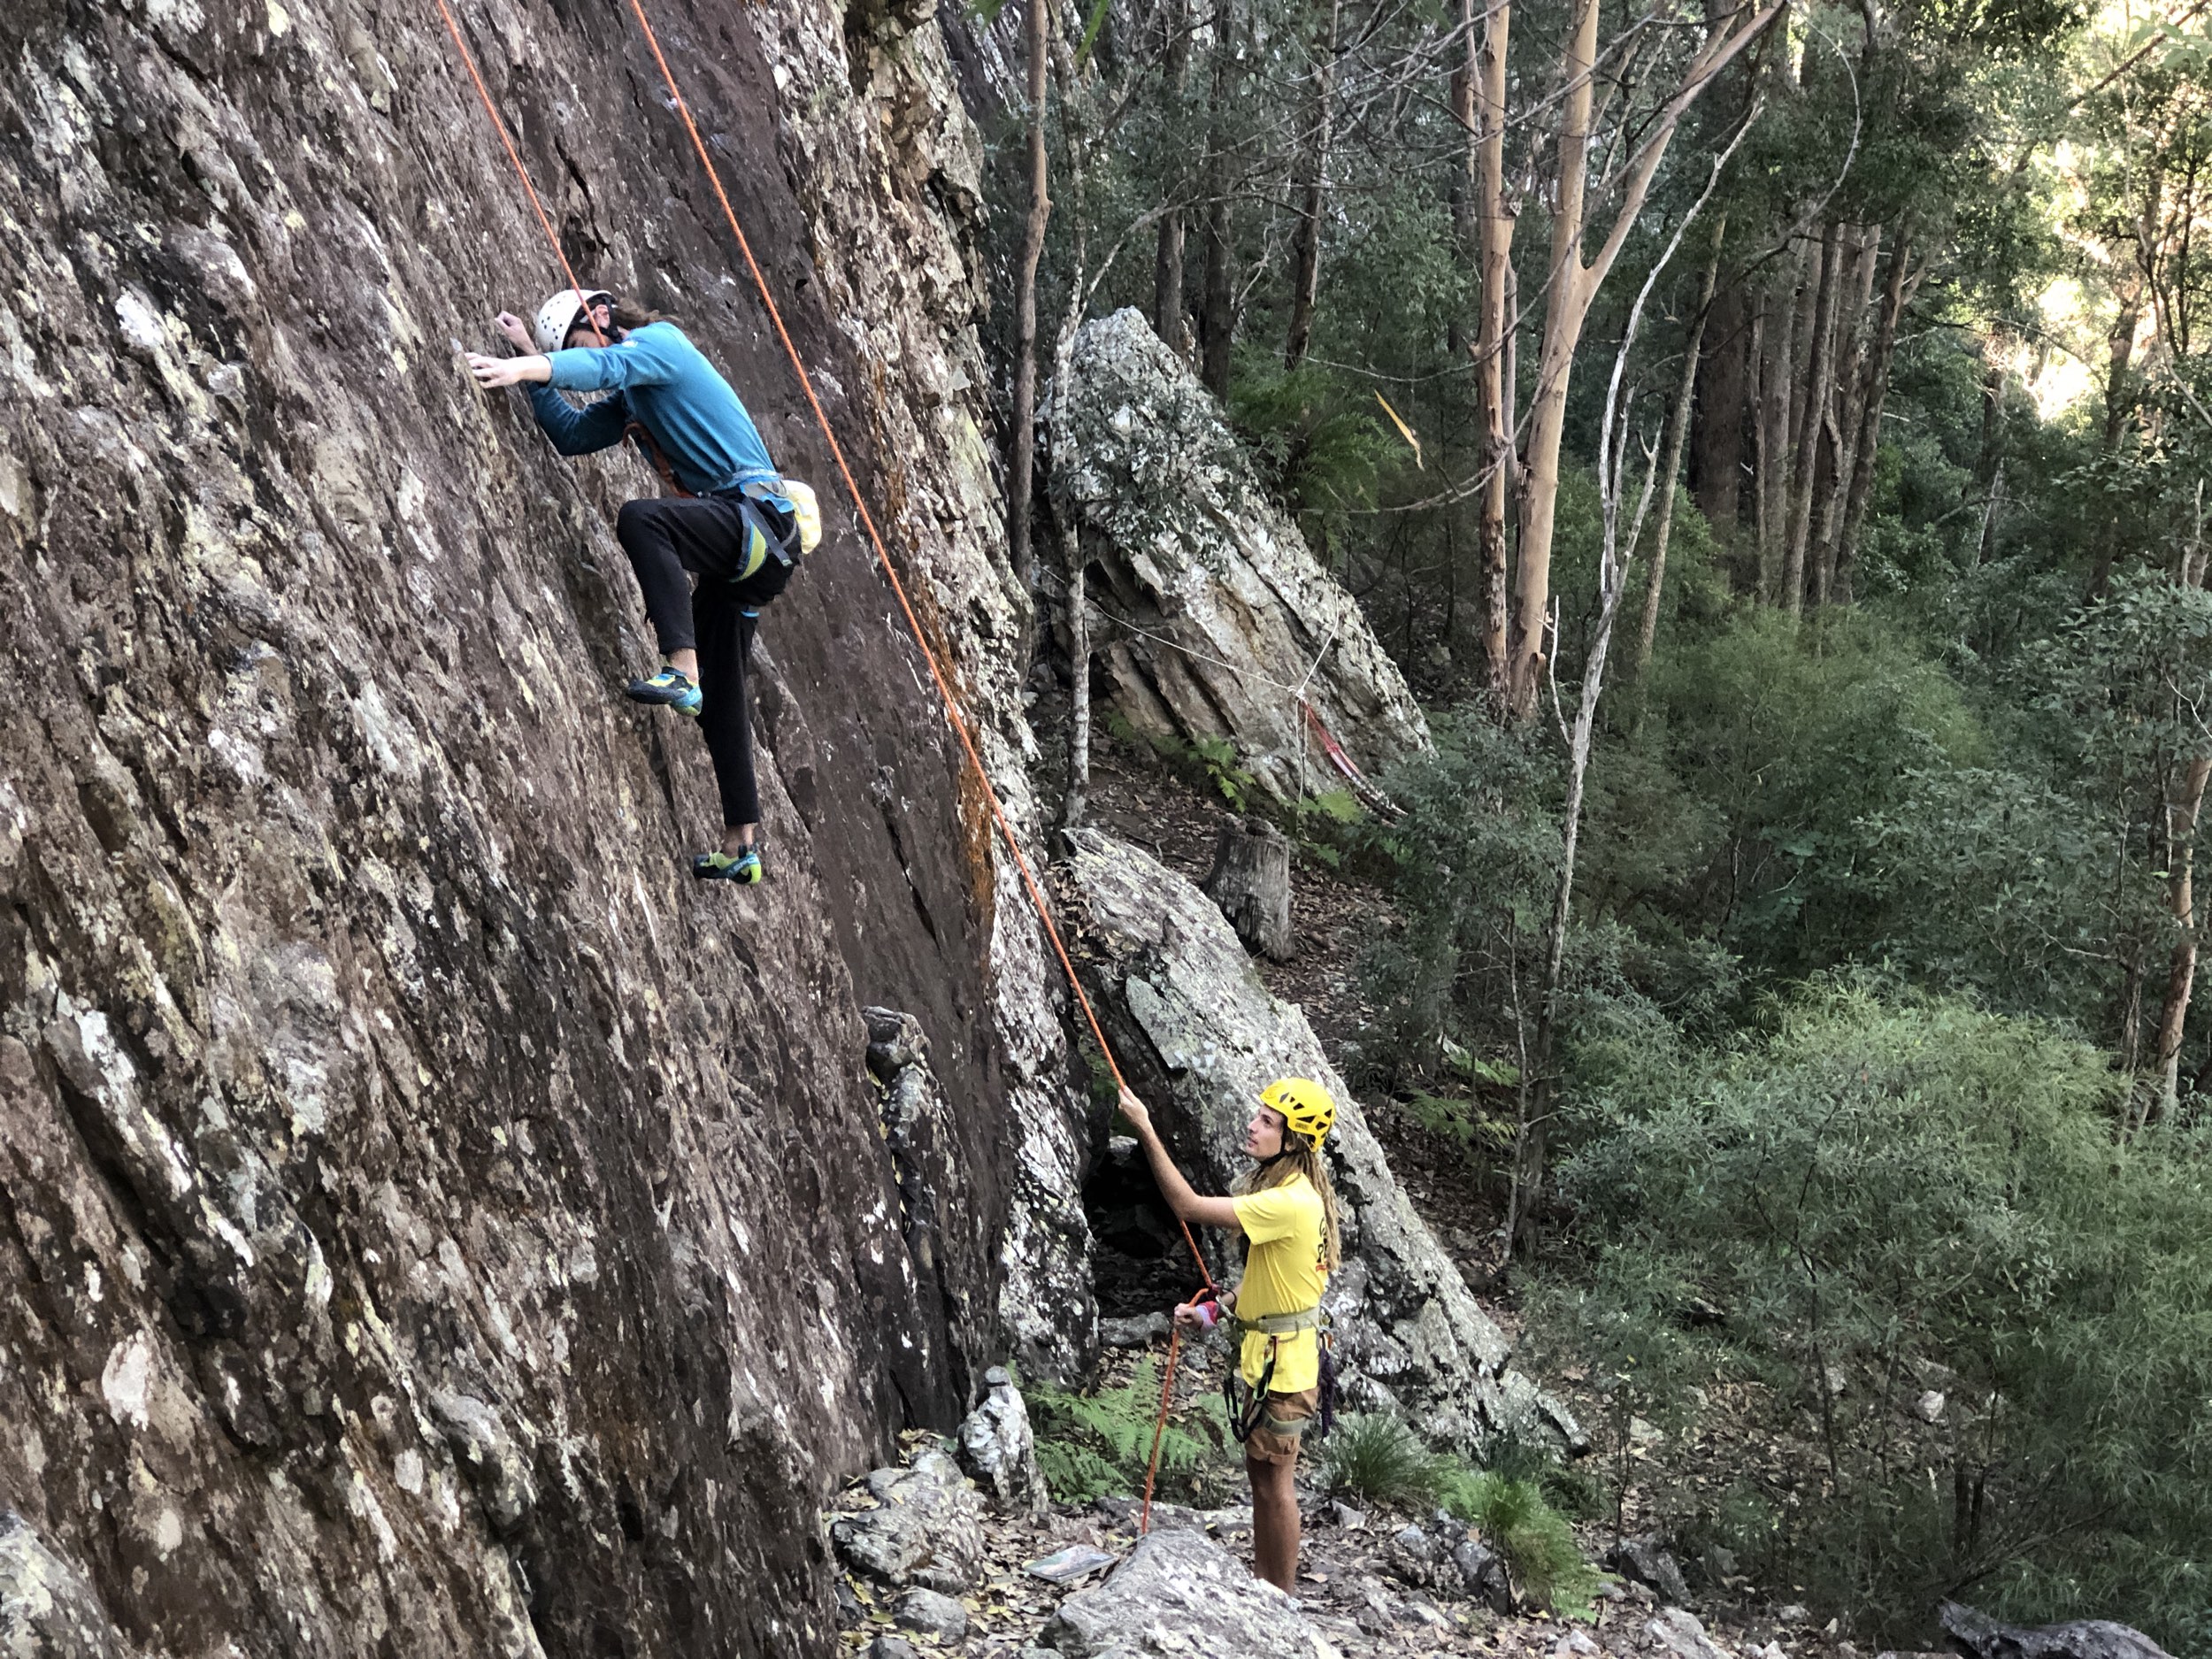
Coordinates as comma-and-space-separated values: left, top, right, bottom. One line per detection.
1202, 816, 1294, 961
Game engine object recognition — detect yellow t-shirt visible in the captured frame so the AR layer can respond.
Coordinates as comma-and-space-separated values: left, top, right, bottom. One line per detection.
1230, 1174, 1326, 1393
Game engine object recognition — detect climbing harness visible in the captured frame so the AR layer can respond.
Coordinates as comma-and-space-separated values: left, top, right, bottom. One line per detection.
1220, 1307, 1325, 1443
424, 0, 1222, 1523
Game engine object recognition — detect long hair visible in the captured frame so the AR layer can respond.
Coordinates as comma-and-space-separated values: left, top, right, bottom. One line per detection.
604, 296, 665, 333
1233, 1133, 1343, 1275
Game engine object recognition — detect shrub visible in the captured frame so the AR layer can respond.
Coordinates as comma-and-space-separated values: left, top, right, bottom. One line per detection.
1537, 984, 2212, 1652
1321, 1413, 1448, 1509
1441, 1469, 1604, 1618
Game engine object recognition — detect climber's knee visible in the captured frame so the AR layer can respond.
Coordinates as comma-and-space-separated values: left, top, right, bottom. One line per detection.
615, 497, 652, 546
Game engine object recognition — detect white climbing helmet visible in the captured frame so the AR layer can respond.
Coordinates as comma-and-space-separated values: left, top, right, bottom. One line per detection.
532, 288, 611, 353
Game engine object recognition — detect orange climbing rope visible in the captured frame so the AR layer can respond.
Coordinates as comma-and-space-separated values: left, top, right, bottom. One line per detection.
426, 0, 1217, 1531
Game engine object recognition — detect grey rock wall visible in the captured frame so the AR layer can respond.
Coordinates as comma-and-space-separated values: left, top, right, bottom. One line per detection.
0, 0, 1092, 1653
1049, 309, 1432, 809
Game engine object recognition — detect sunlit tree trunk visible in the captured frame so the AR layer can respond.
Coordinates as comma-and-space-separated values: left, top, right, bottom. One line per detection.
1283, 0, 1341, 370
1502, 0, 1781, 714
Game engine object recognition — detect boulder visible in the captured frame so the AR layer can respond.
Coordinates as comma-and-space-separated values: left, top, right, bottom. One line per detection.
1040, 1528, 1342, 1658
956, 1366, 1049, 1517
1648, 1609, 1733, 1659
1048, 309, 1431, 810
830, 1449, 987, 1593
1608, 1535, 1692, 1607
892, 1587, 970, 1640
1063, 828, 1581, 1452
1940, 1602, 2174, 1659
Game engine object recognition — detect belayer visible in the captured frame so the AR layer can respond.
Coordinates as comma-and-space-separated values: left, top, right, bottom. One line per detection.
1114, 1078, 1342, 1593
466, 289, 817, 884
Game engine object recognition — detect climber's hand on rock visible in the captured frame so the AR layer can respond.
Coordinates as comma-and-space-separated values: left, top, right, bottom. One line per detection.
495, 311, 535, 352
1116, 1087, 1151, 1138
467, 350, 550, 389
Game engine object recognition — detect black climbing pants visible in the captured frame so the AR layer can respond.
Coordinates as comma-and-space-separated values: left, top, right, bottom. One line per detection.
614, 494, 797, 829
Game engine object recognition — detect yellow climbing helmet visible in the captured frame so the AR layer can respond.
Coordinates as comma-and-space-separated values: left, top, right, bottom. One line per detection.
1260, 1077, 1335, 1154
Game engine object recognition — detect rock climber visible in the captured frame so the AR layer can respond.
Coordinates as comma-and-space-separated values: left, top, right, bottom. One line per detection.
465, 288, 800, 884
1114, 1077, 1342, 1594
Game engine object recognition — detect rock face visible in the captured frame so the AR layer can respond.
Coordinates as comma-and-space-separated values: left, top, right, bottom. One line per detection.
1062, 828, 1579, 1451
0, 0, 1094, 1655
1050, 309, 1431, 809
1041, 1528, 1340, 1658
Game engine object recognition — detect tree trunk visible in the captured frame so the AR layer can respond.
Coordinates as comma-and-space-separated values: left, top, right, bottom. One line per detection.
1631, 227, 1723, 719
1691, 278, 1749, 540
1781, 221, 1839, 616
2149, 752, 2211, 1126
2147, 492, 2212, 1126
1506, 0, 1605, 714
1198, 0, 1237, 401
1834, 224, 1915, 604
1471, 0, 1515, 705
1502, 0, 1781, 713
1812, 225, 1880, 605
1152, 0, 1192, 356
1006, 0, 1053, 595
1283, 0, 1341, 371
1202, 816, 1294, 959
1754, 244, 1801, 603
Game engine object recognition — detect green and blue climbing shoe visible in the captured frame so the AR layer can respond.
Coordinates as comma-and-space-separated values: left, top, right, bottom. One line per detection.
693, 846, 763, 885
626, 664, 702, 718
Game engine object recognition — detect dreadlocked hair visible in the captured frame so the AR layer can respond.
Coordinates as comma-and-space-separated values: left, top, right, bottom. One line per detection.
1234, 1137, 1343, 1274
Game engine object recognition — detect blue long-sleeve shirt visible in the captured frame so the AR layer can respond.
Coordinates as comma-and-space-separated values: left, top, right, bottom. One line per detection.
525, 320, 786, 502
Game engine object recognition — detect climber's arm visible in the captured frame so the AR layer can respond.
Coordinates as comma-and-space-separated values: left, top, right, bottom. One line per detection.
1117, 1087, 1241, 1231
521, 382, 631, 455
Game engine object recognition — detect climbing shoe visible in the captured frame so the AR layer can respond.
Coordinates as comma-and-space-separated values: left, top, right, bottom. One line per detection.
625, 665, 702, 718
693, 846, 763, 885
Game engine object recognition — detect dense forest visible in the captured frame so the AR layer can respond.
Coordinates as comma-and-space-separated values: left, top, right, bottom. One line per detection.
987, 0, 2212, 1646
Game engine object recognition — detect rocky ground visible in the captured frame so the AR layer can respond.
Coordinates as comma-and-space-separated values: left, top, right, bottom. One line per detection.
820, 1407, 1870, 1659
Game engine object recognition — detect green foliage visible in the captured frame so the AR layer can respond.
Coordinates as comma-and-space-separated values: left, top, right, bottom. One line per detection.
1320, 1413, 1448, 1509
1027, 1361, 1236, 1508
1440, 1470, 1606, 1618
1536, 986, 2212, 1649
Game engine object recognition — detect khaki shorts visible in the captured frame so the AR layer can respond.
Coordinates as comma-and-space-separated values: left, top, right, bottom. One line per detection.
1244, 1386, 1319, 1467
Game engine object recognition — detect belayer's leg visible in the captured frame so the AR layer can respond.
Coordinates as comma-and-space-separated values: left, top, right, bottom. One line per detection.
691, 587, 764, 884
